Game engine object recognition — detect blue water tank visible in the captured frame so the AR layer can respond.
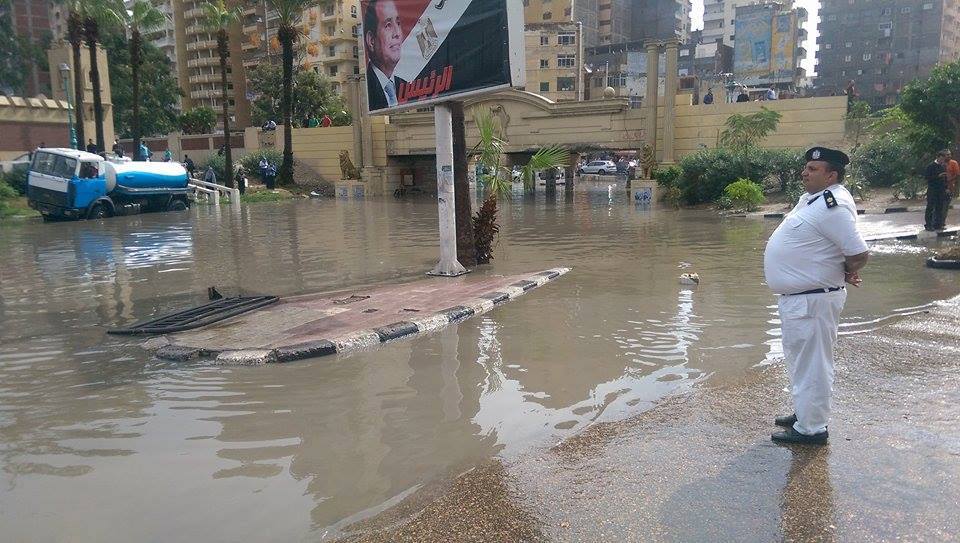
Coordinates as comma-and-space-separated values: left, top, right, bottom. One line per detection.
103, 162, 188, 191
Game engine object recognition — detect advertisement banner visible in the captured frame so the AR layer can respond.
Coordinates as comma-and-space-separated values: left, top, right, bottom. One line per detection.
733, 8, 772, 82
361, 0, 524, 114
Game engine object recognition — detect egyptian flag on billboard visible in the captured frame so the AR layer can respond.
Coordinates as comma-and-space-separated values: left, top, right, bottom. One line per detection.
361, 0, 512, 114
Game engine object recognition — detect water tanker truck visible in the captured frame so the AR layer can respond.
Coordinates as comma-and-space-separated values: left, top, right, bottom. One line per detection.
27, 148, 191, 221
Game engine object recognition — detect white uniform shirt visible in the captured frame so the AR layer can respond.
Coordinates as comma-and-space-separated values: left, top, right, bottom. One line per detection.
764, 184, 868, 295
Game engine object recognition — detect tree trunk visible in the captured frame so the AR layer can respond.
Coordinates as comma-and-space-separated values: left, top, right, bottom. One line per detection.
218, 30, 234, 190
84, 18, 105, 153
450, 102, 476, 267
278, 25, 295, 186
67, 13, 85, 148
131, 30, 142, 161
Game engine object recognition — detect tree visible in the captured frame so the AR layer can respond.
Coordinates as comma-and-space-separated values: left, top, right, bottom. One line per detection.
846, 100, 871, 150
65, 2, 86, 146
107, 0, 165, 159
265, 0, 329, 185
718, 107, 783, 152
0, 0, 52, 95
83, 12, 107, 151
471, 109, 568, 264
202, 0, 242, 187
102, 30, 181, 138
247, 64, 352, 127
177, 107, 217, 134
900, 60, 960, 153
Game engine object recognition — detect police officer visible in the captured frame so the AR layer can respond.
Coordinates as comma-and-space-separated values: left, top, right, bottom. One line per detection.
763, 147, 869, 445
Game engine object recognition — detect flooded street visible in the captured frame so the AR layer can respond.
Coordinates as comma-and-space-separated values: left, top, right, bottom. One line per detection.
1, 186, 957, 541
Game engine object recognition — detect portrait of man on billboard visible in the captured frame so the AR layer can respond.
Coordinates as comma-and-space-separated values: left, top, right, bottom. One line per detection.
361, 0, 517, 114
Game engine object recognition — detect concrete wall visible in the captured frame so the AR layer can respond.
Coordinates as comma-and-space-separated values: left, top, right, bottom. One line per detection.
290, 125, 355, 183
674, 96, 849, 157
0, 95, 70, 160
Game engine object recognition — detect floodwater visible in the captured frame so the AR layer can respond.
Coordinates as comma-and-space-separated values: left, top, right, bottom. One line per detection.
0, 184, 957, 541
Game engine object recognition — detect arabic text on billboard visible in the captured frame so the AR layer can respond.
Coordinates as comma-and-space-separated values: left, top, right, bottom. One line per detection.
361, 0, 512, 114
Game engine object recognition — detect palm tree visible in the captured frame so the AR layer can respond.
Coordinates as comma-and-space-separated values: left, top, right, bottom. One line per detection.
265, 0, 327, 185
65, 1, 86, 148
202, 0, 242, 185
471, 109, 568, 263
107, 0, 165, 161
83, 13, 106, 152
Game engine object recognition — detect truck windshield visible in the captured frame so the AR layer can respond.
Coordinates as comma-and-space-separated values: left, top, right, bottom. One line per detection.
32, 152, 77, 180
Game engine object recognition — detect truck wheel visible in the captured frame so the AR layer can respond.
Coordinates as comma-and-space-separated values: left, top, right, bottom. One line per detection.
167, 199, 188, 212
88, 203, 112, 220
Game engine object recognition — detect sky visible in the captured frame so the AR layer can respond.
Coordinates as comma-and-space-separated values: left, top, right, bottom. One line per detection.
689, 0, 820, 76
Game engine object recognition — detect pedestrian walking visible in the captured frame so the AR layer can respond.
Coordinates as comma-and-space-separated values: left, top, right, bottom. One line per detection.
263, 162, 277, 190
112, 139, 124, 158
764, 147, 869, 445
945, 149, 958, 227
183, 155, 195, 177
138, 142, 151, 162
924, 150, 950, 231
86, 139, 97, 154
204, 165, 217, 185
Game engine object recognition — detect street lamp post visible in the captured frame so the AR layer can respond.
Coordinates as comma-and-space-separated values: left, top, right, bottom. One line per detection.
59, 63, 78, 150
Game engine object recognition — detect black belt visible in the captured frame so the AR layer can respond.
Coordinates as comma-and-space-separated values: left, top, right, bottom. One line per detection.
783, 286, 845, 296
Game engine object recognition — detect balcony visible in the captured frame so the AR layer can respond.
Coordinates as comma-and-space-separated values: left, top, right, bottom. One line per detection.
189, 73, 221, 84
186, 56, 220, 68
184, 7, 203, 19
186, 39, 217, 51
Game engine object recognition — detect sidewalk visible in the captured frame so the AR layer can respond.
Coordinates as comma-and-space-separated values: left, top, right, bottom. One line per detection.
341, 296, 960, 542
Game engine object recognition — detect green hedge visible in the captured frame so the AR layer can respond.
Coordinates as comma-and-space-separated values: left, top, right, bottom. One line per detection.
851, 133, 922, 188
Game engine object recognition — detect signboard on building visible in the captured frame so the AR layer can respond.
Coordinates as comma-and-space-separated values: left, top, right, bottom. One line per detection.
360, 0, 525, 115
734, 8, 772, 82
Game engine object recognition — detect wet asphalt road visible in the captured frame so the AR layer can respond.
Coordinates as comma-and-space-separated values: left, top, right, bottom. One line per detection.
342, 295, 960, 542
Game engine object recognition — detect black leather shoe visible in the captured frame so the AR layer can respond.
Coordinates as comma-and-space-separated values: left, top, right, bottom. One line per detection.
774, 413, 797, 428
771, 427, 829, 445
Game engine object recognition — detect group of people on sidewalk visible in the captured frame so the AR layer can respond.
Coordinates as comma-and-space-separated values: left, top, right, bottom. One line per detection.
924, 149, 959, 231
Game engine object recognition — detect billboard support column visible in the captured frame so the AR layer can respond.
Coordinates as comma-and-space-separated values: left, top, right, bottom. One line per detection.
428, 103, 469, 277
662, 39, 679, 165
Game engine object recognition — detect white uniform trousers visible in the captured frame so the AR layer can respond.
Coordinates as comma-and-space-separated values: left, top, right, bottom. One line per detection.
778, 289, 847, 435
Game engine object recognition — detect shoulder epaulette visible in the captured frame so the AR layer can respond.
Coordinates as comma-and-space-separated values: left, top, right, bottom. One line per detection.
823, 189, 838, 209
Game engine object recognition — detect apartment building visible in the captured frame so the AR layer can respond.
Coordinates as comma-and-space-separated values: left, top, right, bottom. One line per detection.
172, 0, 251, 128
5, 0, 54, 96
816, 0, 960, 108
731, 2, 807, 91
525, 22, 582, 101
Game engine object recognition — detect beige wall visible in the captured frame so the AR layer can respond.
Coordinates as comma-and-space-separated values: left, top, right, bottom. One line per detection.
47, 43, 115, 147
290, 125, 355, 182
0, 96, 71, 159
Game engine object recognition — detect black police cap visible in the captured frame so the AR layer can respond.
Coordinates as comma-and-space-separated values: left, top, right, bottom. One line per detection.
805, 147, 849, 166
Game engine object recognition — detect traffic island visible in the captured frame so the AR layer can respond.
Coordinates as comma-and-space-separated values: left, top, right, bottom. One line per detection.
143, 268, 570, 364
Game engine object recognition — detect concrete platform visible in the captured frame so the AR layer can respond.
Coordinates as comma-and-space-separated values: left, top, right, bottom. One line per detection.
144, 268, 570, 364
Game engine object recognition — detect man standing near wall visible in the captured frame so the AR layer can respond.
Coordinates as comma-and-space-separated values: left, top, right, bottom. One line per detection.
764, 147, 869, 445
924, 150, 950, 231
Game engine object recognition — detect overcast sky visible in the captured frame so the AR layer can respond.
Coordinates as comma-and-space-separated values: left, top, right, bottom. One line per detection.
689, 0, 820, 76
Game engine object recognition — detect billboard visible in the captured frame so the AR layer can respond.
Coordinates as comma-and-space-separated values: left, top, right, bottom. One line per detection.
733, 8, 772, 81
771, 13, 797, 80
360, 0, 525, 115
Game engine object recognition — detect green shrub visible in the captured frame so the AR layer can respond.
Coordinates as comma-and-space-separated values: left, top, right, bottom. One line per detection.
0, 179, 17, 201
661, 185, 682, 208
763, 148, 805, 193
852, 133, 919, 187
676, 147, 772, 204
893, 175, 926, 200
652, 164, 682, 187
723, 179, 765, 211
715, 195, 734, 210
240, 150, 283, 181
1, 168, 28, 196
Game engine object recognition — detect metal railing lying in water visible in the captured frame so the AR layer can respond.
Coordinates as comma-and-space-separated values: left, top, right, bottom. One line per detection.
188, 178, 240, 206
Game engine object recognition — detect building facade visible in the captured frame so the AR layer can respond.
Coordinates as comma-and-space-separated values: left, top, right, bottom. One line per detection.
525, 22, 582, 101
816, 0, 960, 108
5, 0, 54, 96
172, 0, 251, 128
731, 2, 807, 91
301, 0, 362, 94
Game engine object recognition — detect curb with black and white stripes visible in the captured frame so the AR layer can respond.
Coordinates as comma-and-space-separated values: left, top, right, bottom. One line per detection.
148, 268, 570, 365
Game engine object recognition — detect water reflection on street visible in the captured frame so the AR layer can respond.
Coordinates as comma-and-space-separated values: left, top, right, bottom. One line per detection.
0, 184, 956, 541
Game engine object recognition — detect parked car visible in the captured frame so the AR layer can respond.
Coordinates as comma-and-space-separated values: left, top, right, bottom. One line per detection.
578, 160, 617, 175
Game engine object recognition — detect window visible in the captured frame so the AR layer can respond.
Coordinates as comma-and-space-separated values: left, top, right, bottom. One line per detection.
328, 45, 336, 57
826, 14, 837, 21
844, 55, 852, 62
540, 58, 549, 68
922, 2, 933, 9
329, 65, 338, 76
354, 65, 360, 75
353, 45, 359, 58
540, 81, 550, 92
351, 5, 357, 17
863, 53, 872, 60
351, 25, 359, 37
824, 43, 832, 49
558, 32, 575, 45
900, 6, 911, 13
879, 21, 892, 37
881, 7, 892, 15
845, 41, 852, 47
557, 77, 575, 91
857, 69, 863, 75
557, 54, 575, 68
540, 35, 549, 45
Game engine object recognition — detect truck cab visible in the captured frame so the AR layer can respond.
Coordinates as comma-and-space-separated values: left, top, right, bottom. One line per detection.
27, 148, 190, 221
